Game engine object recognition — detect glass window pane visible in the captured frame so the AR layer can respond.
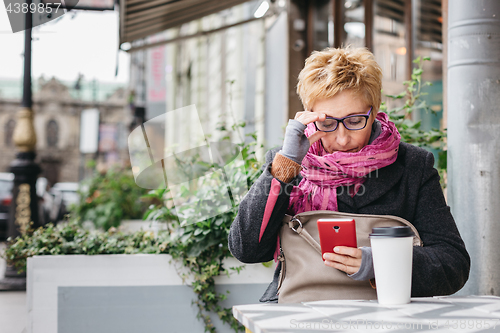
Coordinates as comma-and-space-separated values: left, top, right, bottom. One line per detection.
47, 120, 59, 148
344, 0, 365, 48
4, 119, 15, 147
313, 0, 331, 51
413, 0, 443, 132
0, 180, 13, 196
373, 0, 407, 106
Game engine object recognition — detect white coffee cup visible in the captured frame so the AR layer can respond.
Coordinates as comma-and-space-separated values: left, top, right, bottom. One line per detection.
369, 226, 414, 305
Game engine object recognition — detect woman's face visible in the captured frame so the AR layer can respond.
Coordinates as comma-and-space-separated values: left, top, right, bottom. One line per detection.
310, 90, 375, 154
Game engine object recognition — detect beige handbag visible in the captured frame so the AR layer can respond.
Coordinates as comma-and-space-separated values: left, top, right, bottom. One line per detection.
277, 210, 422, 303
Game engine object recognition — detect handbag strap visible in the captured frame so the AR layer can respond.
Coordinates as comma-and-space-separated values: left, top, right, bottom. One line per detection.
284, 214, 322, 255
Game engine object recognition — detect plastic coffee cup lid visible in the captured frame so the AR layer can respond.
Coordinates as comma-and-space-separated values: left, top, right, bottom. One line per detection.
369, 226, 414, 238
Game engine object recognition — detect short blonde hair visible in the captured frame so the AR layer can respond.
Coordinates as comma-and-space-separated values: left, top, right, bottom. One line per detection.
297, 46, 383, 113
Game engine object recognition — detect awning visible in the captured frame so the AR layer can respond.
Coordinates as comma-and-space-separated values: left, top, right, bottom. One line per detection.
119, 0, 252, 44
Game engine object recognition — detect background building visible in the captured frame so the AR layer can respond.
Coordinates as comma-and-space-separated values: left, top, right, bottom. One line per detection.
0, 77, 129, 186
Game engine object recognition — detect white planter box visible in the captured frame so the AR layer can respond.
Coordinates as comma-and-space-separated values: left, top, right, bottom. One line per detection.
118, 220, 170, 233
27, 254, 274, 333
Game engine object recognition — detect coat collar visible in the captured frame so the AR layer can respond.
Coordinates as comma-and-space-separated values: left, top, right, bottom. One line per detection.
336, 143, 405, 209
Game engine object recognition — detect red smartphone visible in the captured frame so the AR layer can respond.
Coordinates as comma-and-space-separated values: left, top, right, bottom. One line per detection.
317, 218, 357, 260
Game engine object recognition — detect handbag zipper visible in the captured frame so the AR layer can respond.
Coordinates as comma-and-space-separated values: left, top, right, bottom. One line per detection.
287, 211, 423, 246
277, 247, 285, 291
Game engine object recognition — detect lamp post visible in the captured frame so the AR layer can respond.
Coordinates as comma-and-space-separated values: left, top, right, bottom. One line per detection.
0, 0, 41, 291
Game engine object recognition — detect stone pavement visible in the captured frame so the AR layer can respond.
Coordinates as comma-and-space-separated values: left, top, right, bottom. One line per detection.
0, 242, 27, 333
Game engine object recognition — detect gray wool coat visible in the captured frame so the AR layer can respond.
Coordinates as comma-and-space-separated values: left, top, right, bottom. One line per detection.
228, 143, 470, 302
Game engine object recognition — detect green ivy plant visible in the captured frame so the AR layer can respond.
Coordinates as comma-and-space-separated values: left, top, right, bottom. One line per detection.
71, 166, 149, 230
142, 118, 263, 333
2, 222, 170, 274
381, 56, 447, 187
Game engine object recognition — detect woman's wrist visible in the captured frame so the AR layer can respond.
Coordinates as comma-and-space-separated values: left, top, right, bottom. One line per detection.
270, 153, 303, 183
347, 247, 375, 281
281, 119, 310, 164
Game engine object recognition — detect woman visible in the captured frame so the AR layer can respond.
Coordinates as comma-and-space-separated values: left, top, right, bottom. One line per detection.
228, 46, 470, 303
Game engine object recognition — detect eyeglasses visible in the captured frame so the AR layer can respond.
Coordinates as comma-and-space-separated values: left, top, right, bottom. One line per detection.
314, 106, 373, 132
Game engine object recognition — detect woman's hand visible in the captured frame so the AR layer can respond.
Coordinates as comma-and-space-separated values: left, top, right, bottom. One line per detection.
323, 246, 362, 275
294, 111, 327, 146
281, 111, 328, 164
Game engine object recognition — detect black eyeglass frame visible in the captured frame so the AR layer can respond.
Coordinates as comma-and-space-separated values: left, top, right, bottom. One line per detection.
314, 106, 373, 132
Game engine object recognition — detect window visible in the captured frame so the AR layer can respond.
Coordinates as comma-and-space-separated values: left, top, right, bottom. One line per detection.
4, 119, 15, 146
47, 120, 59, 148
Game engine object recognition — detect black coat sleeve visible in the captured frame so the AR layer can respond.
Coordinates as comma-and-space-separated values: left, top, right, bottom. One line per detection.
228, 148, 298, 263
411, 151, 470, 296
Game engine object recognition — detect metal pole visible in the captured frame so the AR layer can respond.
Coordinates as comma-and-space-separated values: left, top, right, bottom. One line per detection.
23, 6, 32, 111
332, 0, 344, 48
1, 0, 41, 290
364, 0, 373, 52
448, 0, 500, 296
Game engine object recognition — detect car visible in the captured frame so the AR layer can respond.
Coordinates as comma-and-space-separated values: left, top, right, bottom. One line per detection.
0, 172, 14, 241
51, 182, 80, 209
0, 174, 71, 239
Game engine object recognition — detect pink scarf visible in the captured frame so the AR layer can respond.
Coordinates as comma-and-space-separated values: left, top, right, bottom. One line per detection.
288, 112, 401, 214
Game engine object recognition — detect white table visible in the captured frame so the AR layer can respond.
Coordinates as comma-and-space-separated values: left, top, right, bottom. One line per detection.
233, 296, 500, 332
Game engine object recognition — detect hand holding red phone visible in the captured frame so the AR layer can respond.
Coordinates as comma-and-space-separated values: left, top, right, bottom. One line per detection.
323, 246, 362, 275
317, 218, 362, 275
